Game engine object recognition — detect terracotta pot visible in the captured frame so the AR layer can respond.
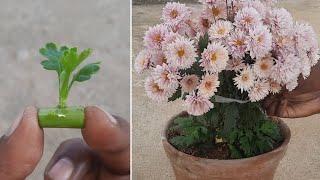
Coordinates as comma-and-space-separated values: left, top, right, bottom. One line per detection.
162, 112, 291, 180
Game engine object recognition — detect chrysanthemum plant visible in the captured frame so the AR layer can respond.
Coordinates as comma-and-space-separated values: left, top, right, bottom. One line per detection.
38, 43, 100, 128
135, 0, 319, 158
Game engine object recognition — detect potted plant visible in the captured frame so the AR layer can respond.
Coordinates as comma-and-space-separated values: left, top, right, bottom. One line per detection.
135, 0, 319, 179
38, 42, 100, 128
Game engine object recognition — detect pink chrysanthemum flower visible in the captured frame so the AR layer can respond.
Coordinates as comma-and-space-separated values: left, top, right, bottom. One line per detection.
165, 37, 197, 69
226, 58, 246, 72
202, 2, 227, 21
172, 21, 197, 38
268, 8, 293, 36
198, 73, 220, 98
196, 15, 212, 35
152, 64, 180, 90
272, 33, 295, 55
185, 92, 214, 116
294, 22, 320, 66
162, 2, 191, 27
269, 79, 281, 94
286, 79, 298, 91
134, 50, 152, 74
247, 25, 272, 59
144, 24, 168, 50
234, 67, 255, 92
161, 32, 182, 51
242, 0, 268, 19
227, 30, 248, 58
180, 75, 200, 93
248, 80, 270, 102
270, 54, 301, 88
234, 7, 262, 30
200, 42, 229, 73
208, 20, 233, 40
253, 55, 274, 78
145, 76, 174, 102
150, 50, 168, 66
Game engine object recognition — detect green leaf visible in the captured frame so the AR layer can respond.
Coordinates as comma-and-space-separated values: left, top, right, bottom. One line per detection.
39, 42, 67, 74
260, 120, 281, 140
168, 88, 182, 102
73, 62, 101, 82
61, 48, 79, 72
41, 60, 60, 71
198, 33, 209, 53
228, 144, 243, 159
222, 103, 239, 136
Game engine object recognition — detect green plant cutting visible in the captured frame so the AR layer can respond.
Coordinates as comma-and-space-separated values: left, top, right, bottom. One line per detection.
38, 42, 100, 128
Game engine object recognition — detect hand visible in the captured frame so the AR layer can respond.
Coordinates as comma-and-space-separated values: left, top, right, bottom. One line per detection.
0, 106, 130, 180
264, 63, 320, 118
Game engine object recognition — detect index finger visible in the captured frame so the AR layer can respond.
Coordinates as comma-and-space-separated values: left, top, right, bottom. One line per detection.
82, 106, 130, 175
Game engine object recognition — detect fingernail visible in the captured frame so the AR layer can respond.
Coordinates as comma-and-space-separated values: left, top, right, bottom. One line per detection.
95, 106, 118, 126
48, 158, 74, 180
5, 110, 23, 137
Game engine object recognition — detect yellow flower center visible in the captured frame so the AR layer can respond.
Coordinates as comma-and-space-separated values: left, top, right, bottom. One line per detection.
161, 72, 169, 80
202, 19, 209, 28
154, 34, 162, 43
211, 7, 221, 17
235, 39, 244, 46
211, 52, 218, 63
217, 28, 226, 35
152, 84, 163, 93
177, 48, 185, 58
257, 36, 263, 43
244, 16, 253, 24
260, 62, 269, 71
187, 78, 194, 85
242, 74, 249, 81
170, 10, 178, 18
205, 81, 212, 89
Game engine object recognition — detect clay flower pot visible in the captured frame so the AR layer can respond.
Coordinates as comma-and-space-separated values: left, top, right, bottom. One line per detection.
162, 112, 291, 180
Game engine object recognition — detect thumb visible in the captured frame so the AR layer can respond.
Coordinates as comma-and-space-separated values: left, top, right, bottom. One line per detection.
0, 106, 44, 179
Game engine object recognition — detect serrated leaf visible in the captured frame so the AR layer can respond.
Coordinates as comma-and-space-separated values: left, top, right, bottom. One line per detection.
41, 60, 60, 71
61, 48, 79, 72
222, 103, 239, 136
39, 42, 67, 74
198, 33, 209, 53
73, 62, 101, 82
168, 88, 182, 102
228, 144, 243, 159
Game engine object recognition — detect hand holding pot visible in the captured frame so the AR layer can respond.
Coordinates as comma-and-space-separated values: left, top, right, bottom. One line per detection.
0, 106, 130, 180
264, 63, 320, 118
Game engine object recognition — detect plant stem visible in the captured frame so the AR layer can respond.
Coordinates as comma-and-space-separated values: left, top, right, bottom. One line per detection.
59, 72, 71, 108
38, 106, 84, 128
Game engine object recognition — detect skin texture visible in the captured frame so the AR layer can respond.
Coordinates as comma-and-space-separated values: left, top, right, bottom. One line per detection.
264, 63, 320, 118
0, 106, 130, 180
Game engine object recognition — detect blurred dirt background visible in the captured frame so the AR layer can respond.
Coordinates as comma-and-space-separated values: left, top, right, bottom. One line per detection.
0, 0, 129, 179
132, 1, 320, 180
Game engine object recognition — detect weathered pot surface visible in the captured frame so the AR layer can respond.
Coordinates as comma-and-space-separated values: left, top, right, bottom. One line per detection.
162, 112, 291, 180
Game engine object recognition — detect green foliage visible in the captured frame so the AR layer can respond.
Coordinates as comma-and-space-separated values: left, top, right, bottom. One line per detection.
226, 119, 282, 158
73, 62, 101, 82
169, 116, 214, 149
40, 42, 100, 108
198, 33, 209, 54
168, 88, 182, 102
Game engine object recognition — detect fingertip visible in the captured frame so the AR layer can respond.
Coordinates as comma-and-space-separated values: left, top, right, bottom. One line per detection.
82, 106, 128, 152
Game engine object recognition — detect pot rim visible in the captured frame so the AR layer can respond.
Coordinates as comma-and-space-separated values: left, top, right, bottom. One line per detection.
162, 111, 291, 163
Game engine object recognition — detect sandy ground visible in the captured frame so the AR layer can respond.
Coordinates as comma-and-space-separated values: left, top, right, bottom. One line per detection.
132, 2, 320, 180
0, 0, 129, 179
